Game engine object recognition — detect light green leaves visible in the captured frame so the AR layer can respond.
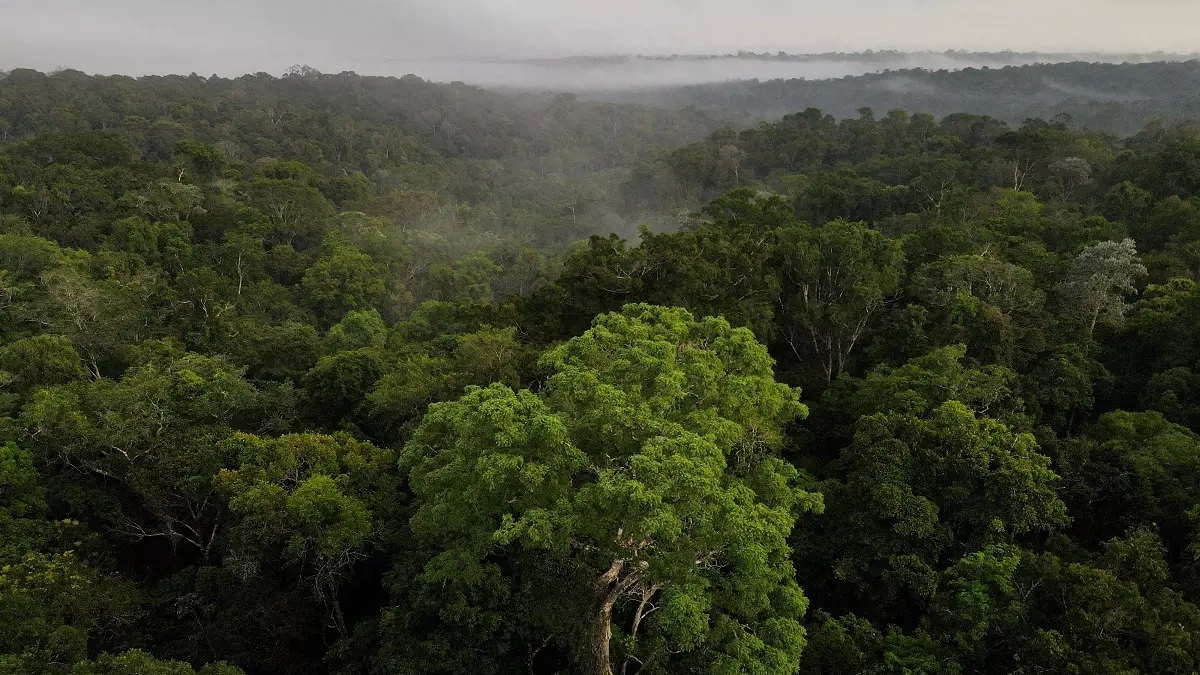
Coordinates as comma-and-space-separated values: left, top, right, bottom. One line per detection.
398, 304, 818, 675
405, 384, 584, 556
542, 304, 806, 463
219, 432, 394, 569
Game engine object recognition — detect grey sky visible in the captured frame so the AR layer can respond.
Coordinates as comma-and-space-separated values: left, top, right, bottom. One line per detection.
1, 0, 1196, 78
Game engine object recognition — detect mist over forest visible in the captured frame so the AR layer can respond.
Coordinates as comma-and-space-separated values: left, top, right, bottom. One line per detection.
349, 50, 1200, 91
586, 59, 1200, 133
8, 2, 1200, 675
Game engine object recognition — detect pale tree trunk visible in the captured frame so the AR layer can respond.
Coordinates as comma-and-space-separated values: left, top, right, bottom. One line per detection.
595, 598, 616, 675
621, 583, 663, 675
235, 252, 244, 296
594, 560, 624, 675
594, 558, 650, 675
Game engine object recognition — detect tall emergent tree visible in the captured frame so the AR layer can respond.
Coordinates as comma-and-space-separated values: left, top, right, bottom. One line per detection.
392, 304, 822, 675
1059, 238, 1147, 337
776, 220, 904, 384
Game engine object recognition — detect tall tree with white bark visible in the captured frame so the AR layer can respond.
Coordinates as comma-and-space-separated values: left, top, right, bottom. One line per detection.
1059, 238, 1147, 337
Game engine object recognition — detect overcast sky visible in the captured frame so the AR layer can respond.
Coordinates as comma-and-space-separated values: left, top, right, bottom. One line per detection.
1, 0, 1197, 77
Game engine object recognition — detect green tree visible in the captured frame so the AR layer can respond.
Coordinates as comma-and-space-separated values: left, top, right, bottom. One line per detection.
0, 442, 142, 674
1059, 238, 1147, 337
0, 334, 86, 394
303, 348, 384, 426
37, 265, 160, 379
799, 401, 1065, 622
20, 352, 269, 563
394, 305, 821, 675
216, 432, 397, 636
1057, 410, 1200, 558
301, 240, 386, 323
325, 308, 388, 354
910, 254, 1045, 367
637, 191, 786, 340
776, 220, 904, 384
245, 175, 333, 248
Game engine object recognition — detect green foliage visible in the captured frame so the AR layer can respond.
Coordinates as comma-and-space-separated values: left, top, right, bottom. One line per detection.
775, 219, 905, 384
539, 304, 808, 459
394, 305, 819, 675
6, 64, 1200, 675
325, 309, 389, 354
797, 399, 1065, 623
68, 649, 243, 675
304, 349, 384, 426
301, 240, 387, 323
835, 344, 1023, 420
910, 253, 1046, 366
0, 335, 86, 412
1060, 238, 1147, 336
217, 432, 397, 635
19, 351, 280, 564
0, 442, 143, 675
1057, 410, 1200, 567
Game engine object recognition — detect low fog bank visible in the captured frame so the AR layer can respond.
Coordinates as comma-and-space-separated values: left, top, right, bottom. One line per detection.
4, 46, 1195, 91
380, 51, 1199, 90
379, 57, 908, 90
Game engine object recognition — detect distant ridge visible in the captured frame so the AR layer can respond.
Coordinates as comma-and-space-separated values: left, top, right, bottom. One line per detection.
499, 50, 1200, 66
586, 60, 1200, 134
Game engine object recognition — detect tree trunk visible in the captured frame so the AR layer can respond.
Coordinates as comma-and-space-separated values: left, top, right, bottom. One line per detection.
326, 576, 348, 638
595, 598, 616, 675
594, 560, 624, 675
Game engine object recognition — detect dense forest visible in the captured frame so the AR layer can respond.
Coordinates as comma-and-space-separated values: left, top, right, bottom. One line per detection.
596, 60, 1200, 134
5, 65, 1200, 675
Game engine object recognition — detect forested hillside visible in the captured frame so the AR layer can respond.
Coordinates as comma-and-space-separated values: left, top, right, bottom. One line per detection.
596, 60, 1200, 134
5, 66, 1200, 675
